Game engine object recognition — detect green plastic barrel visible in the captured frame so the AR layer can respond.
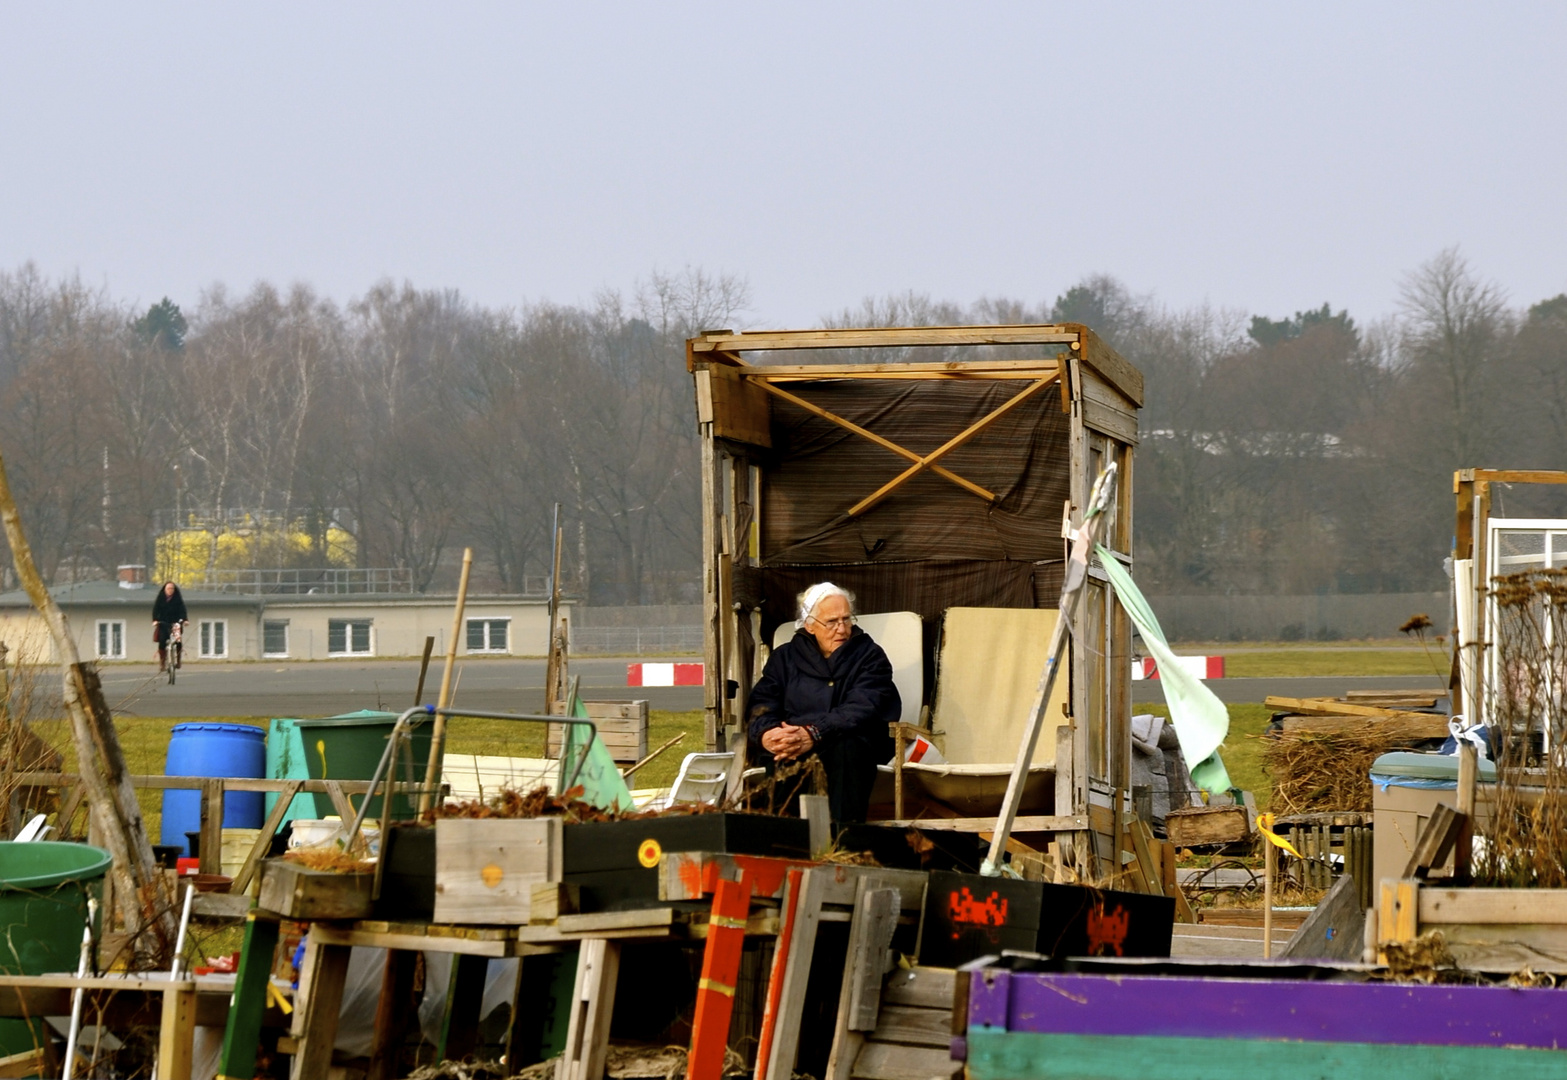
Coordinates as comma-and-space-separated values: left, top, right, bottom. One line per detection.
295, 710, 433, 821
0, 842, 110, 1064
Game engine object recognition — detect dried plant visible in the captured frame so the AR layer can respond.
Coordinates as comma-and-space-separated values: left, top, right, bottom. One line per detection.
1262, 727, 1432, 814
1474, 570, 1567, 887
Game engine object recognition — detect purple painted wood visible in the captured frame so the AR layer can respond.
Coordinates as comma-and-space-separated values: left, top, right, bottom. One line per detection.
968, 969, 1010, 1029
968, 971, 1567, 1050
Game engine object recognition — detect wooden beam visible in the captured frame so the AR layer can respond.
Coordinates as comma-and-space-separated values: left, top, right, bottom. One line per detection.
1401, 803, 1465, 879
883, 814, 1087, 832
232, 779, 301, 895
743, 358, 1061, 377
847, 376, 1057, 516
690, 326, 1080, 353
1263, 696, 1446, 724
1468, 469, 1567, 485
753, 380, 996, 503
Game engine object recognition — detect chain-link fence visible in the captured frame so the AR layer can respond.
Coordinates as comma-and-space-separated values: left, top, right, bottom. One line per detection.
570, 625, 704, 655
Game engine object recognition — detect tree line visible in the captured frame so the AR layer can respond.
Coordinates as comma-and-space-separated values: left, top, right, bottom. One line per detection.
0, 251, 1561, 602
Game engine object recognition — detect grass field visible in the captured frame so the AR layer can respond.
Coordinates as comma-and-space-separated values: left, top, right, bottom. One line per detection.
1136, 702, 1275, 809
1220, 648, 1449, 679
31, 709, 709, 844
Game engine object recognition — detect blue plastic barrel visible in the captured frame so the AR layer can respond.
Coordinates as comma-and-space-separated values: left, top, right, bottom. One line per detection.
160, 723, 266, 854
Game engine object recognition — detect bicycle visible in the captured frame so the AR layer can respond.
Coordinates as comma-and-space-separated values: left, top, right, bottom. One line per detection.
165, 621, 184, 685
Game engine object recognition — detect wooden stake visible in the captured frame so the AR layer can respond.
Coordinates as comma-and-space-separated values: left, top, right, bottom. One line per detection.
687, 877, 752, 1080
414, 635, 435, 706
419, 548, 473, 816
0, 443, 175, 948
1263, 837, 1275, 959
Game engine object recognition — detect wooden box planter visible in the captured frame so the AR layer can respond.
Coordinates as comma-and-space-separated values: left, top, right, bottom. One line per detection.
1378, 879, 1567, 973
257, 859, 374, 920
547, 700, 649, 764
563, 812, 811, 911
433, 817, 564, 924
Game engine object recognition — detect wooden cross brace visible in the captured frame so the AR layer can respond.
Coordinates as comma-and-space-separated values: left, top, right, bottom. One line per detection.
750, 374, 1058, 517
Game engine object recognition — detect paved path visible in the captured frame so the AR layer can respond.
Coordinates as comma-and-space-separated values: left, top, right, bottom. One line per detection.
91, 657, 704, 719
62, 658, 1450, 719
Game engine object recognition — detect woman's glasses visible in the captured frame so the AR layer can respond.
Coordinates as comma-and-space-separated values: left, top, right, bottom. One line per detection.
809, 615, 856, 630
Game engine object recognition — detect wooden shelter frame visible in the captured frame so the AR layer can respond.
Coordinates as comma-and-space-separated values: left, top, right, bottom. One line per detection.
1452, 468, 1567, 735
688, 324, 1142, 876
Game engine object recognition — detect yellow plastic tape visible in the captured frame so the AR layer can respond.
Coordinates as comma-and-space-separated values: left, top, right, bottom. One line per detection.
1256, 813, 1302, 859
266, 980, 294, 1015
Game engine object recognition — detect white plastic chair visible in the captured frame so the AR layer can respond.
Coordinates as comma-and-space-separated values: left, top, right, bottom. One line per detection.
658, 752, 736, 809
13, 814, 50, 842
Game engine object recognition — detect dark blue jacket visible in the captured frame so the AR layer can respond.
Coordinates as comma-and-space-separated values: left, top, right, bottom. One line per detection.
748, 627, 899, 758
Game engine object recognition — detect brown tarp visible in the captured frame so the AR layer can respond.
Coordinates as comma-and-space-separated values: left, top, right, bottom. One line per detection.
759, 379, 1070, 564
751, 379, 1073, 701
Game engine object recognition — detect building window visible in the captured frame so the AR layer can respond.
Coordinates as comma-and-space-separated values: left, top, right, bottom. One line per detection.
466, 618, 510, 653
96, 620, 125, 660
263, 620, 289, 657
328, 619, 373, 656
198, 620, 228, 659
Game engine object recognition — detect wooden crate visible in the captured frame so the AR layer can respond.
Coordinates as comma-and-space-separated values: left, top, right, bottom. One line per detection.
433, 817, 564, 924
546, 699, 648, 764
257, 859, 374, 920
1379, 880, 1567, 973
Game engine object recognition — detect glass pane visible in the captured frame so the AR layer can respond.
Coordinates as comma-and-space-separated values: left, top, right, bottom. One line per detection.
467, 619, 485, 650
98, 623, 108, 656
214, 622, 225, 655
201, 622, 212, 655
264, 622, 288, 655
492, 621, 507, 652
351, 622, 371, 653
328, 621, 347, 653
114, 623, 122, 655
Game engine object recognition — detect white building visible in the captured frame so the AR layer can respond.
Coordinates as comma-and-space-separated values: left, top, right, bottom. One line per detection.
0, 581, 570, 663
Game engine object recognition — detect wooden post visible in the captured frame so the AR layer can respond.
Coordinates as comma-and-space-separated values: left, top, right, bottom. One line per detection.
419, 547, 473, 816
367, 949, 420, 1080
438, 953, 489, 1062
759, 868, 826, 1080
544, 514, 566, 715
0, 445, 175, 947
155, 980, 198, 1080
892, 724, 906, 822
1263, 836, 1275, 959
291, 935, 353, 1078
1455, 744, 1477, 881
800, 794, 831, 857
414, 635, 435, 706
687, 877, 753, 1080
198, 779, 224, 877
559, 938, 621, 1080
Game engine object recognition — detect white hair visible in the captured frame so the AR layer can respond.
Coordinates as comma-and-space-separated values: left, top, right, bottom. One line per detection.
795, 582, 855, 630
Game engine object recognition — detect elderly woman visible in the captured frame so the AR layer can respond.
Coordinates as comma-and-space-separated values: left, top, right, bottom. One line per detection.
748, 583, 899, 823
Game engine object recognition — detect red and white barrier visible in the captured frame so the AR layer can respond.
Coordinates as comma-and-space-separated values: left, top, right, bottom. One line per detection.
627, 662, 704, 687
1131, 656, 1225, 680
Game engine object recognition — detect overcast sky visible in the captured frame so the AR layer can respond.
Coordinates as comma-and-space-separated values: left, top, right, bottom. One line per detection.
3, 4, 1563, 329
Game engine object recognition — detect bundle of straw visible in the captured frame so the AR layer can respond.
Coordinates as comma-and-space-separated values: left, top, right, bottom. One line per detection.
1262, 728, 1432, 814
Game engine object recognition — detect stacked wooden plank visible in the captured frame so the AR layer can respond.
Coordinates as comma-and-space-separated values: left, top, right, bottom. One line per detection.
1263, 692, 1449, 814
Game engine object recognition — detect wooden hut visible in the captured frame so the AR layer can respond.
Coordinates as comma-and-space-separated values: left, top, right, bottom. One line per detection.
688, 324, 1142, 874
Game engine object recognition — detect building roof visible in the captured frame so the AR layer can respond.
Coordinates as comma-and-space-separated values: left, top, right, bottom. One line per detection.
0, 582, 559, 610
0, 582, 262, 609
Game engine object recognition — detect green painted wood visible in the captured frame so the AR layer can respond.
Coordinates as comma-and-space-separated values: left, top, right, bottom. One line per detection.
217, 910, 280, 1080
965, 1030, 1567, 1080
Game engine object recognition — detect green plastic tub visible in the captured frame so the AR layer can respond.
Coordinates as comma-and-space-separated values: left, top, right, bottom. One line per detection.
294, 710, 433, 821
0, 842, 111, 1064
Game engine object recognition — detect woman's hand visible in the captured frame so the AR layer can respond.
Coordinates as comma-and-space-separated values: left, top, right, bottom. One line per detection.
761, 723, 815, 762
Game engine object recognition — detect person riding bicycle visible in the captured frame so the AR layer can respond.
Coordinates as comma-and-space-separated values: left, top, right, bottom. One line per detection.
151, 581, 188, 672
